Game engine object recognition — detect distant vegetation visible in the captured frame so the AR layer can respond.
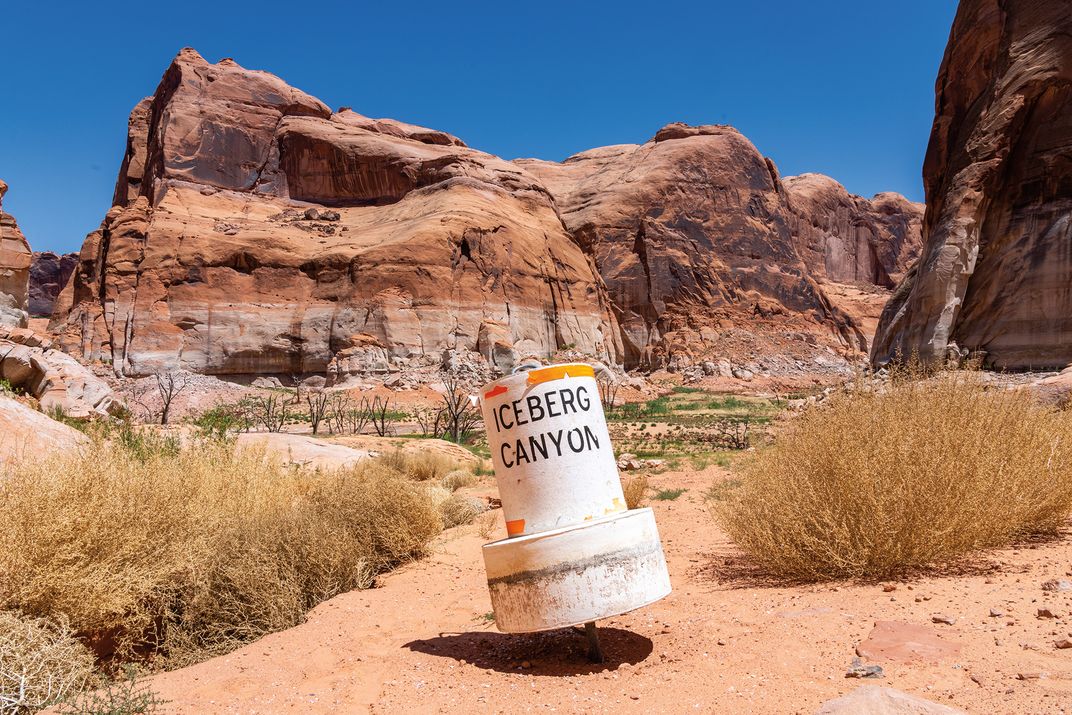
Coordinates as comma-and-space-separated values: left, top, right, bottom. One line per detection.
715, 371, 1072, 580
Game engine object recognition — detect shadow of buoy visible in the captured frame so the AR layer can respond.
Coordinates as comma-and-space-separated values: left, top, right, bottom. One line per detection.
403, 626, 654, 675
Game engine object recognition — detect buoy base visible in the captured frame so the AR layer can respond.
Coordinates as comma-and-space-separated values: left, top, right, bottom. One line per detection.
482, 508, 672, 633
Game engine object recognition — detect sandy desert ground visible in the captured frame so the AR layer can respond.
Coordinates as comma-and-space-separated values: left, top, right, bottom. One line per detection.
142, 464, 1072, 714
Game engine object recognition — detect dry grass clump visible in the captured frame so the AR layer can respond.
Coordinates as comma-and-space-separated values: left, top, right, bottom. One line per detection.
716, 373, 1072, 580
622, 474, 649, 509
441, 468, 478, 492
380, 449, 458, 482
0, 611, 95, 713
0, 437, 443, 667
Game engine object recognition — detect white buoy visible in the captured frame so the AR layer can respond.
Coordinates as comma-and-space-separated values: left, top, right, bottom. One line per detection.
478, 363, 672, 637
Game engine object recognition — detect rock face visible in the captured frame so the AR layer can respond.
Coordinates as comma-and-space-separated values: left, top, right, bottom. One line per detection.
784, 174, 923, 288
51, 49, 618, 378
872, 0, 1072, 369
0, 179, 31, 328
29, 252, 78, 317
519, 125, 921, 368
51, 50, 921, 378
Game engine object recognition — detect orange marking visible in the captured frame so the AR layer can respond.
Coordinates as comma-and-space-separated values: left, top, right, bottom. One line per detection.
526, 364, 595, 385
505, 519, 526, 536
484, 385, 508, 399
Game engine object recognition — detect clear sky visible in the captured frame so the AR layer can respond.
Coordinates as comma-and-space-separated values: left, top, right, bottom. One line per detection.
1, 0, 959, 253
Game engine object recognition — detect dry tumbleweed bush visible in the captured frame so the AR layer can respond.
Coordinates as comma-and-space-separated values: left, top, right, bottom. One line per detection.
716, 373, 1072, 580
0, 611, 95, 714
0, 438, 446, 667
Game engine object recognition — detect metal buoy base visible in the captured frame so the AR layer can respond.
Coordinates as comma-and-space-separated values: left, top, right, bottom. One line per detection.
482, 508, 672, 634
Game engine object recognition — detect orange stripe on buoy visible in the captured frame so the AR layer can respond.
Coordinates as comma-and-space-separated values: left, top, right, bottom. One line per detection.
505, 519, 526, 536
484, 385, 508, 399
526, 364, 595, 385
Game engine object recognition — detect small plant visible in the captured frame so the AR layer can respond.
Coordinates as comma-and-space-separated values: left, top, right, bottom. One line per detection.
58, 666, 167, 715
253, 393, 289, 432
653, 487, 686, 501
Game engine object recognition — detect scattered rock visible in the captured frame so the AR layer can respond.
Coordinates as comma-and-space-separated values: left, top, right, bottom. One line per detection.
845, 657, 884, 679
1042, 579, 1072, 593
989, 608, 1004, 618
1036, 608, 1060, 620
856, 621, 961, 664
1055, 639, 1072, 650
931, 614, 956, 626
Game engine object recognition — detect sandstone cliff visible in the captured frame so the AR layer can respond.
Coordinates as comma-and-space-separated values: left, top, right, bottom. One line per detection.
51, 50, 922, 379
29, 251, 77, 317
519, 125, 921, 367
872, 0, 1072, 369
52, 49, 620, 377
0, 180, 31, 328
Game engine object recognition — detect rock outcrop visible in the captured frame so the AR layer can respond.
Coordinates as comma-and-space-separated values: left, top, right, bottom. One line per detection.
872, 0, 1072, 369
29, 251, 78, 317
51, 50, 922, 378
0, 326, 120, 417
0, 180, 31, 328
520, 125, 921, 368
51, 49, 619, 378
784, 173, 923, 288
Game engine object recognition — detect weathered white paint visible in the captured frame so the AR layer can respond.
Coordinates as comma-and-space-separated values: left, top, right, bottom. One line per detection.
482, 508, 672, 632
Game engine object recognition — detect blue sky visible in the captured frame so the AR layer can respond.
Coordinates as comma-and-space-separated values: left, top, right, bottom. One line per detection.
1, 0, 958, 253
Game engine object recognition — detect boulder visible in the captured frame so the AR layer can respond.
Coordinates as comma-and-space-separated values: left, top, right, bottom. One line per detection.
0, 326, 119, 417
873, 0, 1072, 369
0, 395, 89, 466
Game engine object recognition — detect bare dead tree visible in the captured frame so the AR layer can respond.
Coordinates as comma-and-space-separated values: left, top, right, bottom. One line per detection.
327, 394, 346, 434
597, 373, 620, 411
290, 373, 303, 404
306, 391, 331, 435
438, 372, 481, 443
347, 396, 373, 434
155, 371, 189, 425
254, 393, 289, 433
127, 380, 159, 424
710, 419, 750, 450
414, 407, 439, 437
369, 395, 395, 437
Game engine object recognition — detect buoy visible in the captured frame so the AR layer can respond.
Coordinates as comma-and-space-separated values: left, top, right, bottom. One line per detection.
478, 362, 672, 647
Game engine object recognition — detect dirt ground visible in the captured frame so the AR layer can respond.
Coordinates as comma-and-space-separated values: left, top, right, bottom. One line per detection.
143, 463, 1072, 714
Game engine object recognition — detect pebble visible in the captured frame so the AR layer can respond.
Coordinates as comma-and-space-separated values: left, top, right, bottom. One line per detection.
1042, 579, 1072, 592
1055, 639, 1072, 650
932, 614, 957, 625
1037, 608, 1060, 619
990, 608, 1005, 618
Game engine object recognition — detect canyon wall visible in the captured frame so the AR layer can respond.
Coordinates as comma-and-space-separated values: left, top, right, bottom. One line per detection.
872, 0, 1072, 369
50, 50, 923, 378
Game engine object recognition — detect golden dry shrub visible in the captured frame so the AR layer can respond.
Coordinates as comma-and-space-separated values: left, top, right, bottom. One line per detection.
0, 611, 95, 713
0, 438, 443, 666
715, 373, 1072, 580
441, 468, 477, 492
622, 474, 649, 509
380, 449, 458, 482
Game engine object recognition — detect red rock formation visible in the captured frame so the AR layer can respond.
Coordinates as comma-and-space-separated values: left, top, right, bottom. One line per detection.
52, 49, 619, 377
0, 179, 31, 328
29, 251, 77, 317
784, 174, 923, 288
51, 51, 922, 378
520, 125, 922, 368
872, 0, 1072, 369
